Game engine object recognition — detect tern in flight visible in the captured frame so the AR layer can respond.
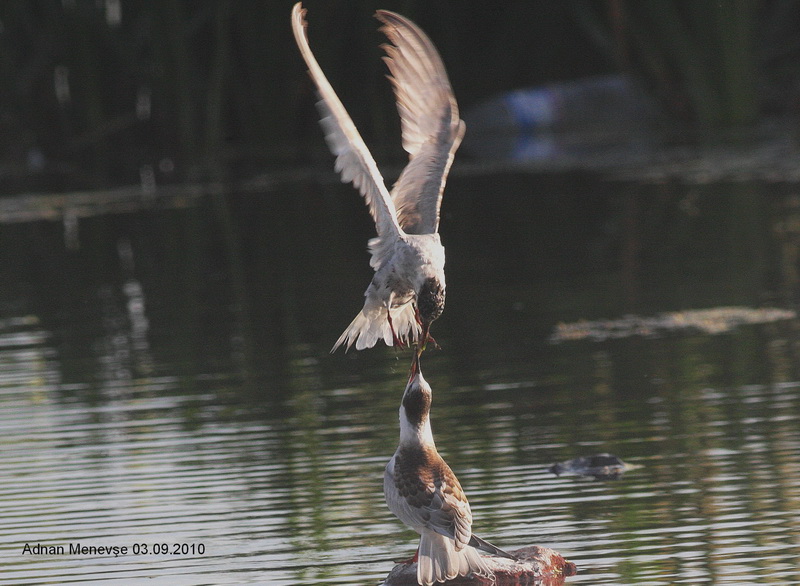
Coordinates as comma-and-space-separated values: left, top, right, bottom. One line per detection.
291, 3, 464, 353
384, 353, 515, 585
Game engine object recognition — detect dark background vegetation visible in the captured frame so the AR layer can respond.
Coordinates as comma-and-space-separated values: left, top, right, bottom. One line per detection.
2, 0, 799, 193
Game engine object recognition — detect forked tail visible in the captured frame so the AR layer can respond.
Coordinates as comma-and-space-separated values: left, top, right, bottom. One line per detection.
468, 533, 516, 559
331, 302, 420, 352
417, 529, 493, 586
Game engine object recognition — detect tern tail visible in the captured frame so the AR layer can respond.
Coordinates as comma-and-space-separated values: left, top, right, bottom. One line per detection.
417, 529, 492, 586
467, 534, 516, 559
331, 302, 420, 352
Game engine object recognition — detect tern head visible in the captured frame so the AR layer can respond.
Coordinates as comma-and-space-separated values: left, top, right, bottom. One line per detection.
417, 277, 445, 326
400, 354, 434, 445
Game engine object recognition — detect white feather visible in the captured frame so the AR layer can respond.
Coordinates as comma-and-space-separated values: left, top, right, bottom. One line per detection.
292, 3, 455, 352
332, 301, 420, 352
331, 233, 443, 352
384, 371, 497, 585
377, 10, 465, 236
417, 529, 492, 586
291, 4, 402, 242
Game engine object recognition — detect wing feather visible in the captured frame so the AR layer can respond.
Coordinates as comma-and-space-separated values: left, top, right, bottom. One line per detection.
292, 4, 402, 240
391, 447, 473, 550
376, 10, 464, 235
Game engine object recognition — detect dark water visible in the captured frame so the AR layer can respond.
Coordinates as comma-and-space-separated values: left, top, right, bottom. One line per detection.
2, 172, 800, 585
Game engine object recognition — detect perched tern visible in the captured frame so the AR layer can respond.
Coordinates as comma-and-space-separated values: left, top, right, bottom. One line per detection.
384, 355, 514, 585
291, 3, 464, 353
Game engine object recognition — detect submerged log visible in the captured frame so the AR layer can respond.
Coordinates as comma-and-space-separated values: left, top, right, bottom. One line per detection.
381, 545, 577, 585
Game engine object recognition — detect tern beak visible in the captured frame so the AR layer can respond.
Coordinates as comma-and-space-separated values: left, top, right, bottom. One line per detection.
409, 348, 421, 378
420, 321, 431, 352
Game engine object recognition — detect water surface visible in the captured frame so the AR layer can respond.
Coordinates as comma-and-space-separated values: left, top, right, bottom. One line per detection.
2, 173, 800, 585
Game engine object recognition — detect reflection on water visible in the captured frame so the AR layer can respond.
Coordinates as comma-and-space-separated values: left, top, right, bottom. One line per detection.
2, 175, 800, 584
550, 306, 797, 342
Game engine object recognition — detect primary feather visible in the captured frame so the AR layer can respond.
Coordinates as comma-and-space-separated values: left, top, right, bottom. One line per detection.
377, 10, 465, 236
291, 4, 401, 241
292, 4, 462, 352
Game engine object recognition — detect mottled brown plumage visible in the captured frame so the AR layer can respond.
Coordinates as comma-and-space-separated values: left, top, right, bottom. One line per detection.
385, 358, 513, 585
417, 278, 445, 327
394, 445, 467, 530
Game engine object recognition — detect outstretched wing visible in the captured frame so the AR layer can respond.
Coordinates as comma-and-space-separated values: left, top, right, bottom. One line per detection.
292, 3, 402, 240
376, 10, 465, 235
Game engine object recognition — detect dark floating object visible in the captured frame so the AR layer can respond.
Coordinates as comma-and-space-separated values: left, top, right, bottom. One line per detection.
549, 453, 639, 480
381, 546, 577, 585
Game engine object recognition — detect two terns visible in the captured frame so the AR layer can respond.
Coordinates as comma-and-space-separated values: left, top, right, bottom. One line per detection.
292, 4, 514, 585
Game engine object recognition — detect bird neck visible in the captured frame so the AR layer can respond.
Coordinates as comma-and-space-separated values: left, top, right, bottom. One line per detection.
399, 405, 435, 448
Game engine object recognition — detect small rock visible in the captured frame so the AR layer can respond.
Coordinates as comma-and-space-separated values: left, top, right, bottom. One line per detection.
549, 453, 638, 480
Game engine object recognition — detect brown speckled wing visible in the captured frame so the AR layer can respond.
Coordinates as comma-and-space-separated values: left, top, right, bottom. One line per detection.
394, 445, 474, 549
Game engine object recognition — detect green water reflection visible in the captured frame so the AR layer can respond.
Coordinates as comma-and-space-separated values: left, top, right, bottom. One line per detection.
1, 174, 800, 584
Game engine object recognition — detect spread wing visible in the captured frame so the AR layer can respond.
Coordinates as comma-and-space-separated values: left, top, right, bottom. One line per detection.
292, 3, 402, 240
376, 10, 465, 235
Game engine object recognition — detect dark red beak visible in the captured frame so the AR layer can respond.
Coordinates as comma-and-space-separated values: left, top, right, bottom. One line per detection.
409, 348, 421, 378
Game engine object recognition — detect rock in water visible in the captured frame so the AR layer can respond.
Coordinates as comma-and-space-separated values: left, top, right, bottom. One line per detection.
549, 453, 638, 480
381, 545, 577, 585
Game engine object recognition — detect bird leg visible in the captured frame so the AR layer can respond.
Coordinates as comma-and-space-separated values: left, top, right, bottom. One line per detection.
422, 323, 440, 351
386, 307, 406, 349
413, 306, 440, 351
414, 304, 423, 326
395, 547, 419, 565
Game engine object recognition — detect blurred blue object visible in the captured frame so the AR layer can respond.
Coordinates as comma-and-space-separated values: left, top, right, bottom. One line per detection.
463, 75, 662, 162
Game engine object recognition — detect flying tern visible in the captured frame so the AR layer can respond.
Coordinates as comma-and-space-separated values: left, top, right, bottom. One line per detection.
291, 3, 464, 353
